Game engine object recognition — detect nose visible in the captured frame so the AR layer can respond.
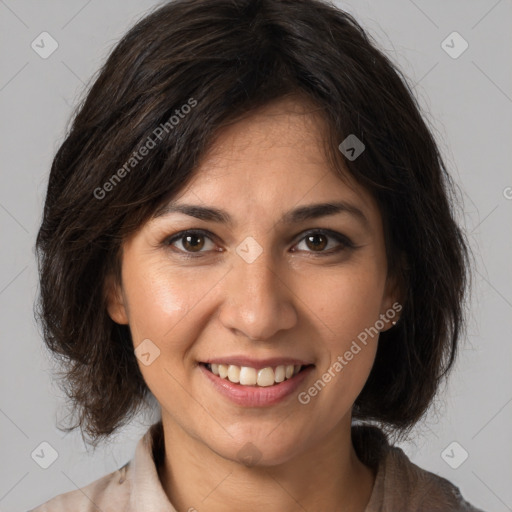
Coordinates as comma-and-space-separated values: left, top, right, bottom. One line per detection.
217, 246, 298, 341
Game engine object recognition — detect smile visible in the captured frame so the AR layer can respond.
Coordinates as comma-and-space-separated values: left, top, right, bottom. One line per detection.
200, 361, 314, 407
204, 362, 305, 387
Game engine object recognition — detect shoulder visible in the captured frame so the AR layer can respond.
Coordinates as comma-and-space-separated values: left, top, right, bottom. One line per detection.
352, 425, 486, 512
29, 421, 169, 512
29, 462, 130, 512
384, 444, 485, 511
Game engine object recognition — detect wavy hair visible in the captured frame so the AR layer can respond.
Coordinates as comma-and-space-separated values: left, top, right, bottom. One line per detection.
35, 0, 470, 446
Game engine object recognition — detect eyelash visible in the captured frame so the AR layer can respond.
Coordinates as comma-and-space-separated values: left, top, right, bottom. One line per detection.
163, 228, 355, 258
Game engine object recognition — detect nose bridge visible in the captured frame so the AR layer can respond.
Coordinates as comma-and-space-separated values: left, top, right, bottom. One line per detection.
219, 238, 297, 340
237, 244, 279, 305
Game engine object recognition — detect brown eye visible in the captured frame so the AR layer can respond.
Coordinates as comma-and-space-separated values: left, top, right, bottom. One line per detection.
305, 233, 328, 251
182, 233, 205, 252
165, 228, 354, 257
166, 230, 217, 254
294, 229, 353, 254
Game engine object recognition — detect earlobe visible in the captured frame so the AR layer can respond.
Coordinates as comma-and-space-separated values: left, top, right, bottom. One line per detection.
380, 275, 404, 332
381, 251, 408, 325
104, 275, 129, 325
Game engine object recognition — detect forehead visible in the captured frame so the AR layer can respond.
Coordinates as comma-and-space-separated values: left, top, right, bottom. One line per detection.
199, 96, 334, 179
155, 96, 381, 230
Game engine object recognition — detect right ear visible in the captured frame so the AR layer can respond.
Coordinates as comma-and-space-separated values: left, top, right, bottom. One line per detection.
104, 274, 129, 325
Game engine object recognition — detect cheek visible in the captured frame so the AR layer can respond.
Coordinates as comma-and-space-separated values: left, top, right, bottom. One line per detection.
290, 266, 384, 440
123, 262, 207, 341
304, 262, 386, 343
122, 263, 209, 403
302, 262, 384, 393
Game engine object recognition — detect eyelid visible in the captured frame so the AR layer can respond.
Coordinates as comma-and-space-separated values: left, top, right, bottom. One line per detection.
295, 228, 355, 251
165, 229, 220, 255
164, 228, 355, 256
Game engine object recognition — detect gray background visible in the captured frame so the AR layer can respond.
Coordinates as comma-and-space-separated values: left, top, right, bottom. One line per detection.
1, 1, 511, 511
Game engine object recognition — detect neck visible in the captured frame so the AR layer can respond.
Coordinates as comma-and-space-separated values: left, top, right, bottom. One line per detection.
158, 414, 376, 512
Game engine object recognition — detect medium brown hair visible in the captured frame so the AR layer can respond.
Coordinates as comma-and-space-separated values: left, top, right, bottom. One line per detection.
35, 0, 470, 446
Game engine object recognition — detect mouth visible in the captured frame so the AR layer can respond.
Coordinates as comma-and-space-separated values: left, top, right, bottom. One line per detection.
200, 362, 314, 387
199, 360, 315, 407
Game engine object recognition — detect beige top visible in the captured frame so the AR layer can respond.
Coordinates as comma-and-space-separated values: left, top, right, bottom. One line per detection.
30, 421, 485, 512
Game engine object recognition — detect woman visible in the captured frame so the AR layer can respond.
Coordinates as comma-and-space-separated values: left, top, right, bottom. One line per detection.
31, 0, 484, 510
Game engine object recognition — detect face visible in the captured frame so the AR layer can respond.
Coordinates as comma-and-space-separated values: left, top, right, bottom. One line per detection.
106, 96, 398, 467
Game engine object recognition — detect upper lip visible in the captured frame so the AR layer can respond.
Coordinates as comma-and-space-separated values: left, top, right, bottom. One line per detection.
201, 356, 314, 370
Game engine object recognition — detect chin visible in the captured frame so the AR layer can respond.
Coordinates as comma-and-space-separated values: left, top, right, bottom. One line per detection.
215, 432, 305, 468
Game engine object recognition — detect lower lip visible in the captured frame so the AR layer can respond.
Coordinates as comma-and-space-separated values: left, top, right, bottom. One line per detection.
199, 364, 314, 407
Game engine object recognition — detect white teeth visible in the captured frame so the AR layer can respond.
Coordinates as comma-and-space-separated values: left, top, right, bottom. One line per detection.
274, 365, 285, 382
257, 367, 275, 387
240, 366, 257, 385
227, 365, 240, 383
206, 362, 304, 386
218, 364, 228, 379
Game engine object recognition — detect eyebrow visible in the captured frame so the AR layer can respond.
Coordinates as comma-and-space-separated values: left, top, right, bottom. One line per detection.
154, 200, 369, 227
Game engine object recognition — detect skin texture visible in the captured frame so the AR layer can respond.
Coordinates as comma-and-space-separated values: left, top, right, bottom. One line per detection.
106, 96, 399, 511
